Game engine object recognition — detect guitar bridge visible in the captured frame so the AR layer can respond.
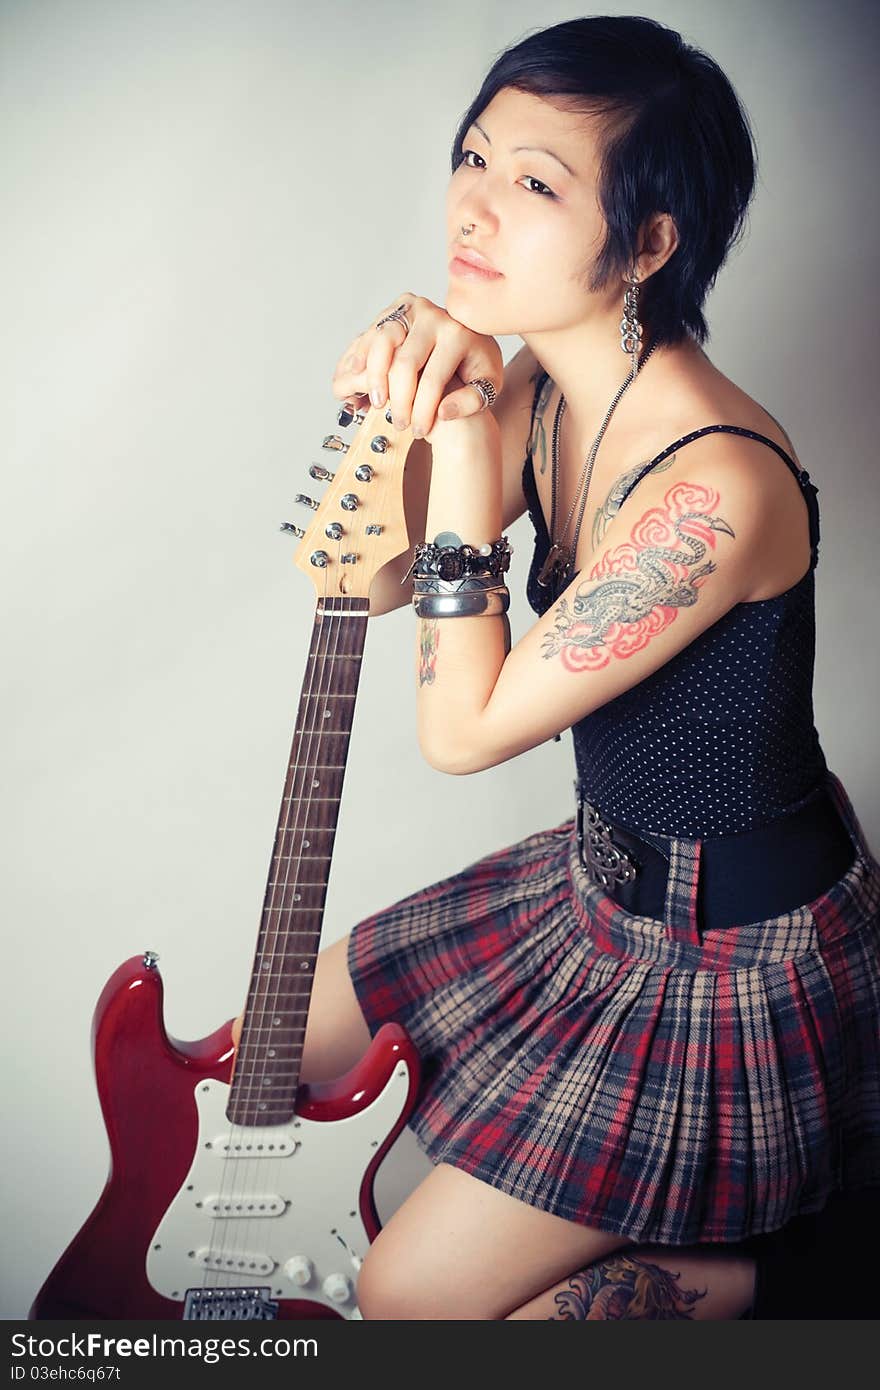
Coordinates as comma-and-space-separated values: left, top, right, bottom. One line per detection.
183, 1287, 279, 1320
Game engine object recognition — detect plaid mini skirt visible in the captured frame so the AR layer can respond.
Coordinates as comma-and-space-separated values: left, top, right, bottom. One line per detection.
347, 769, 880, 1245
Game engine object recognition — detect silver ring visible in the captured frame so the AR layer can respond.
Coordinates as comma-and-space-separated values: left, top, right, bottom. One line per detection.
468, 377, 497, 412
376, 303, 412, 335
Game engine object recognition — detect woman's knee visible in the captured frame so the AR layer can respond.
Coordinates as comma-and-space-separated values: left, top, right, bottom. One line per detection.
229, 931, 373, 1083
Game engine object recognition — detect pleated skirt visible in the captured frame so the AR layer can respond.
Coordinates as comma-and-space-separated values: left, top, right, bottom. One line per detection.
347, 769, 880, 1245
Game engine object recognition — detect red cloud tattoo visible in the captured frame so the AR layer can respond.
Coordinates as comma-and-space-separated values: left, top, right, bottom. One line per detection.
541, 481, 735, 673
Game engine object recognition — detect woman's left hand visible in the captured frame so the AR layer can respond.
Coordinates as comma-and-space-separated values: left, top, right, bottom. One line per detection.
331, 292, 503, 443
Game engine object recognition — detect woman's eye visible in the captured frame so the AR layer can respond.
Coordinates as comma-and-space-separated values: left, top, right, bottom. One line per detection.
460, 149, 556, 199
520, 175, 555, 198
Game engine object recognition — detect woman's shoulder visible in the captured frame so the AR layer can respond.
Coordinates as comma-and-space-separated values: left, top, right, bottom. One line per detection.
639, 375, 813, 603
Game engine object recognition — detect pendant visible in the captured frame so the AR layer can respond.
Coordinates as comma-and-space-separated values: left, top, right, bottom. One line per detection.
537, 541, 570, 588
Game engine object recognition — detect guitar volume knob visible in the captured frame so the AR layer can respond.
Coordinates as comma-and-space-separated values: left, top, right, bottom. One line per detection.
322, 1272, 352, 1303
283, 1255, 314, 1287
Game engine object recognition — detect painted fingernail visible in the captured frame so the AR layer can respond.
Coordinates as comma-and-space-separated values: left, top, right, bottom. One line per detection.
370, 386, 384, 407
412, 425, 424, 439
442, 404, 459, 419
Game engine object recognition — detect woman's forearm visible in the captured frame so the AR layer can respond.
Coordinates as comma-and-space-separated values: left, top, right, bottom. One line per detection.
416, 421, 510, 773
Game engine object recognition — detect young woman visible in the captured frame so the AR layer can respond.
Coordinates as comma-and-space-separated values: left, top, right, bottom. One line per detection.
234, 15, 880, 1319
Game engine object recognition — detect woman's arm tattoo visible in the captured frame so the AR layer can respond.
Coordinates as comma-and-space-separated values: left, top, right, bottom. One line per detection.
591, 452, 677, 550
542, 479, 735, 672
418, 618, 439, 686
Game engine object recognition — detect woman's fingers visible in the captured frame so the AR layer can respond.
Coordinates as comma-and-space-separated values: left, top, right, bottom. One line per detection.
435, 380, 496, 421
366, 315, 411, 410
331, 342, 369, 400
413, 337, 503, 431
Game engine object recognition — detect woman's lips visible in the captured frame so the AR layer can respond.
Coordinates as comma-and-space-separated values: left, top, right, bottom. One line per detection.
448, 255, 504, 281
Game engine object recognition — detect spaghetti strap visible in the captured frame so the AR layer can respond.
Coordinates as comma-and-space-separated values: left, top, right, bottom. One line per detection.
618, 423, 821, 568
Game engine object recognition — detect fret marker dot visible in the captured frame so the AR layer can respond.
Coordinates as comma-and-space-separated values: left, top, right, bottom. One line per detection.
323, 709, 331, 718
303, 840, 310, 848
312, 779, 319, 788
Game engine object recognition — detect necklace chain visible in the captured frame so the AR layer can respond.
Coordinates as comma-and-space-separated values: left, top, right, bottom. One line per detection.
537, 340, 657, 592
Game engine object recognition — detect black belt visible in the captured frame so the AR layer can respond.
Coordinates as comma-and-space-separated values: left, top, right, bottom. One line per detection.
575, 781, 856, 931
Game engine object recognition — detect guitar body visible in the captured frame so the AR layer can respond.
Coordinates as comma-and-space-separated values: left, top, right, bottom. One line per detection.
31, 953, 421, 1320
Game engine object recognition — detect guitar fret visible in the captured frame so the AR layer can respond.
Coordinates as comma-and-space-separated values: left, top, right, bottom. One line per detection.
295, 730, 351, 737
285, 766, 345, 774
226, 1071, 306, 1080
240, 1011, 311, 1019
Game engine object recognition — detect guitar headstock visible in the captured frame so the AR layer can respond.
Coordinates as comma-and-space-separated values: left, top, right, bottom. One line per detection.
282, 400, 415, 601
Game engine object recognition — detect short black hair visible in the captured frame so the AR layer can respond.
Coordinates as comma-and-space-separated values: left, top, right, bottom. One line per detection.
450, 15, 758, 348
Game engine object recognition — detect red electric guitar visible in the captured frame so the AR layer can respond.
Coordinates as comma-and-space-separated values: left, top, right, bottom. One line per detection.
31, 399, 422, 1321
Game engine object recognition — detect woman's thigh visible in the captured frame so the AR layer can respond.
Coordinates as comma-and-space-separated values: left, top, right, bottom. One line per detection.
355, 1162, 756, 1320
230, 932, 373, 1084
356, 1161, 632, 1320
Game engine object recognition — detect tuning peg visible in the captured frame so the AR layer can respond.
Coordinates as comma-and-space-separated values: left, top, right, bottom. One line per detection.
322, 434, 349, 454
295, 493, 320, 511
309, 464, 335, 483
336, 401, 366, 428
280, 522, 305, 537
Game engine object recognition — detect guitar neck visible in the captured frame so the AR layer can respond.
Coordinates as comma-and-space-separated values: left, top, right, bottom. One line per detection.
228, 596, 369, 1126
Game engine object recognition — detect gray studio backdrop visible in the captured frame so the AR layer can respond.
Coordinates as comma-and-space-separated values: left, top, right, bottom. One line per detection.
2, 0, 877, 1319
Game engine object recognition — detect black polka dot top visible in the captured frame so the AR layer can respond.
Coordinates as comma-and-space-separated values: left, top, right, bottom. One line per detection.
523, 368, 829, 837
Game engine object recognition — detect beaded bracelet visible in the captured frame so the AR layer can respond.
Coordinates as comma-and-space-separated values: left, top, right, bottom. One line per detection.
410, 531, 513, 583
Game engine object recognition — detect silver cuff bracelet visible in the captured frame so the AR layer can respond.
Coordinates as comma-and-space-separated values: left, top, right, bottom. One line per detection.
412, 586, 510, 618
412, 573, 505, 595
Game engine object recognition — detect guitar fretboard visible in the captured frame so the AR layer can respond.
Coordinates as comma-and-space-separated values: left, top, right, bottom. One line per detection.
227, 596, 369, 1126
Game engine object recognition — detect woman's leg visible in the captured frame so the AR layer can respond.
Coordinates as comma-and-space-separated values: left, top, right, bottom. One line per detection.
355, 1162, 758, 1320
230, 932, 373, 1083
505, 1243, 756, 1320
355, 1161, 632, 1320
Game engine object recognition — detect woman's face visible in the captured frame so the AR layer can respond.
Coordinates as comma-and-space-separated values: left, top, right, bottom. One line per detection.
445, 86, 615, 337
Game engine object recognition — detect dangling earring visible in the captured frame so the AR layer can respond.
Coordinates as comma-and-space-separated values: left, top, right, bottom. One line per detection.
620, 266, 642, 380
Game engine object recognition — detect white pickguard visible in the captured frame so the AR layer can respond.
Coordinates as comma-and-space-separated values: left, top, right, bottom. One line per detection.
146, 1059, 413, 1318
